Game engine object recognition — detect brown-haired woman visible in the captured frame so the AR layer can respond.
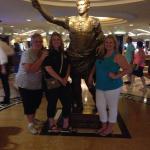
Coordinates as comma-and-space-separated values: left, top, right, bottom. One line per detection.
43, 32, 72, 132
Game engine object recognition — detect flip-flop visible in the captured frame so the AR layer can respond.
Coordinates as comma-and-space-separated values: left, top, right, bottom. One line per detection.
61, 126, 72, 133
97, 127, 107, 134
99, 130, 113, 136
48, 124, 59, 133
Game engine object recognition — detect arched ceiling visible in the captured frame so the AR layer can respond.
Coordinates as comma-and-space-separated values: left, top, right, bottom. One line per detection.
25, 0, 144, 7
0, 0, 150, 39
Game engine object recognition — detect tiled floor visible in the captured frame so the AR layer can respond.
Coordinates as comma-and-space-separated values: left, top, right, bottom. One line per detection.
0, 74, 150, 150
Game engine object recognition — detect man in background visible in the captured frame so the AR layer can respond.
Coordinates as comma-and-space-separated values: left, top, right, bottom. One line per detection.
0, 39, 14, 104
124, 36, 135, 84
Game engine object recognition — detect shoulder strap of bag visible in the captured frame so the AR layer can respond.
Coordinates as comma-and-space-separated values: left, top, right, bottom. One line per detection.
59, 53, 63, 74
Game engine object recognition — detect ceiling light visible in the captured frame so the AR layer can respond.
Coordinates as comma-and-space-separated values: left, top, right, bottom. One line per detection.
48, 31, 53, 35
104, 33, 108, 36
24, 0, 144, 7
19, 30, 38, 36
135, 29, 150, 34
96, 17, 127, 26
13, 33, 19, 35
98, 17, 113, 21
128, 32, 136, 36
26, 19, 31, 22
41, 32, 46, 36
137, 33, 150, 36
144, 39, 150, 41
114, 31, 126, 35
129, 24, 133, 27
27, 37, 31, 41
10, 26, 14, 28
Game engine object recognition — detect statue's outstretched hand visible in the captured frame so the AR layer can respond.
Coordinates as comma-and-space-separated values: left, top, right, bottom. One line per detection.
31, 0, 41, 10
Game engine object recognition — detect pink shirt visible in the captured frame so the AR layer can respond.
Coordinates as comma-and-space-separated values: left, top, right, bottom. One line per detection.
133, 49, 145, 67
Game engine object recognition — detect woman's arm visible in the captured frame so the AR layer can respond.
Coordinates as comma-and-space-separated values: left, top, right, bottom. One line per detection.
109, 54, 132, 79
23, 51, 48, 73
45, 66, 66, 86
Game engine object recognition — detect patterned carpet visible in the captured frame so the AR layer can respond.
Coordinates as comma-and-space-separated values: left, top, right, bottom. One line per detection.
0, 97, 21, 111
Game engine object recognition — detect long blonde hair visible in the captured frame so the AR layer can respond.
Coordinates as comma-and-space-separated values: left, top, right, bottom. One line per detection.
104, 35, 118, 52
96, 35, 118, 59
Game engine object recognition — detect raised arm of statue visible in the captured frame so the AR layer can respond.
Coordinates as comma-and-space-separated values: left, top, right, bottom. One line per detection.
31, 0, 69, 29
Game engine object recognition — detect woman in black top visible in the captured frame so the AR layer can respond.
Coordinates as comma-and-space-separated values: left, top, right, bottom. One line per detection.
43, 32, 71, 131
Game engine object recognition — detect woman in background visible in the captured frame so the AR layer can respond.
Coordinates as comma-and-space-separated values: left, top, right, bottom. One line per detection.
132, 41, 146, 90
88, 35, 130, 136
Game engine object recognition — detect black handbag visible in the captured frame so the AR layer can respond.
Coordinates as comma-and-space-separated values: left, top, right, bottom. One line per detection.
45, 78, 61, 90
44, 53, 63, 90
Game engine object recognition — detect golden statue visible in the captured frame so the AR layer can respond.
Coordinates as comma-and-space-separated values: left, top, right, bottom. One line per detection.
31, 0, 104, 112
31, 0, 104, 74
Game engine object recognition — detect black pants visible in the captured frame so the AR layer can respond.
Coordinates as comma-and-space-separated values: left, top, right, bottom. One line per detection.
0, 73, 10, 102
70, 68, 95, 109
19, 88, 43, 115
45, 83, 71, 118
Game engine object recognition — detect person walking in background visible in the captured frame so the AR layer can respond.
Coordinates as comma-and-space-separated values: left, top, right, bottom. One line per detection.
0, 39, 14, 104
88, 35, 130, 136
16, 33, 48, 134
124, 36, 135, 84
132, 41, 146, 91
42, 32, 72, 132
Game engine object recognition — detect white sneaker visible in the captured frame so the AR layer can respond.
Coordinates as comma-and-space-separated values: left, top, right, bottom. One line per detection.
28, 123, 38, 135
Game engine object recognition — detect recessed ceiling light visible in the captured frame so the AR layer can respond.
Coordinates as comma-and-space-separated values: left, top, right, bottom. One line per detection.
26, 19, 31, 22
114, 31, 126, 35
129, 24, 133, 27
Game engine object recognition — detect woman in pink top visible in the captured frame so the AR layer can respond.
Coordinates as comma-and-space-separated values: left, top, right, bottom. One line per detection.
132, 41, 146, 90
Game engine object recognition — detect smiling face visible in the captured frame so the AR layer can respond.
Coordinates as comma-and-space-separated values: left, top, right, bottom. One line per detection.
105, 38, 115, 51
104, 35, 118, 52
76, 0, 90, 15
51, 35, 62, 50
31, 33, 43, 51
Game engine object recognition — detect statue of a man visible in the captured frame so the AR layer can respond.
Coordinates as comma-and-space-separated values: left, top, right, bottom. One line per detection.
31, 0, 104, 112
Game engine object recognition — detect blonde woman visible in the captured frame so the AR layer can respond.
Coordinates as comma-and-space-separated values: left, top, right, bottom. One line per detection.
89, 35, 131, 136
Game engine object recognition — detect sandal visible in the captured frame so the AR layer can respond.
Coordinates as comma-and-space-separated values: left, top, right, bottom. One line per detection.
61, 126, 72, 133
48, 124, 59, 133
97, 127, 107, 134
99, 128, 113, 136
